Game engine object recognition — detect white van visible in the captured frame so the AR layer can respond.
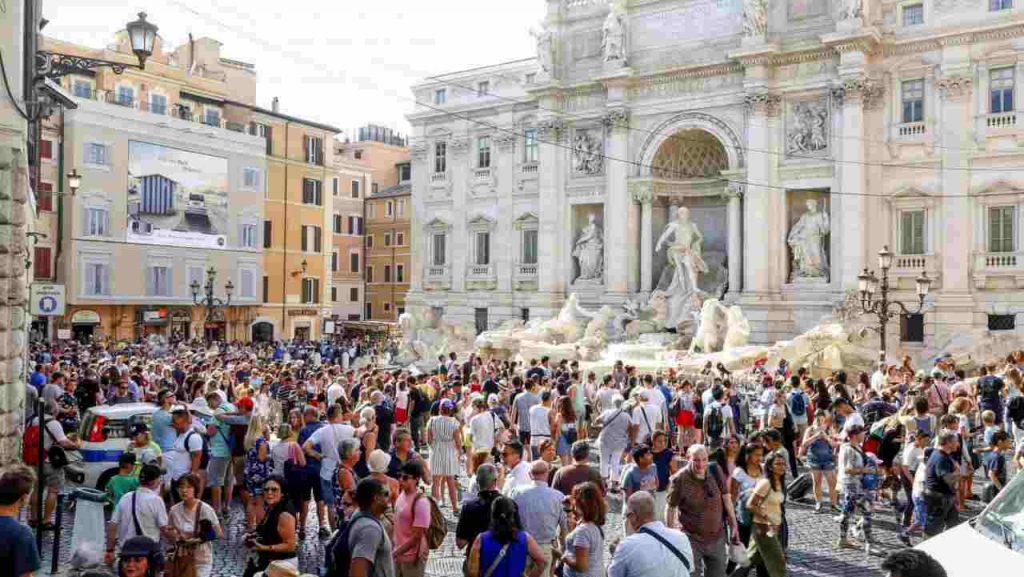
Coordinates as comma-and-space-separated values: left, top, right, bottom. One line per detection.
74, 403, 158, 489
915, 471, 1024, 574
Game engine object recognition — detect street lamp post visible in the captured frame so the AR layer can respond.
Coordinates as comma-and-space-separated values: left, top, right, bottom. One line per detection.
857, 245, 932, 363
190, 267, 233, 344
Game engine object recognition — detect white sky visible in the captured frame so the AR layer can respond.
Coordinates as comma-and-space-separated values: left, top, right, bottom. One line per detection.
41, 0, 545, 136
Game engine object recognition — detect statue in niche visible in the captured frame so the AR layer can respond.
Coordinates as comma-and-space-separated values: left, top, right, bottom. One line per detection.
838, 0, 862, 21
531, 23, 553, 73
601, 5, 626, 63
787, 101, 829, 154
743, 0, 769, 38
788, 198, 831, 280
655, 206, 707, 296
572, 131, 604, 175
572, 213, 604, 283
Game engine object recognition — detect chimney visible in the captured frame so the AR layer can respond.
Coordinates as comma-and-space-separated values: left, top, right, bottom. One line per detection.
271, 97, 279, 113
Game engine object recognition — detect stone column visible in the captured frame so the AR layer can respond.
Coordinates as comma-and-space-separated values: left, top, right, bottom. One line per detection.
724, 182, 744, 297
743, 91, 780, 294
630, 181, 654, 294
603, 108, 631, 296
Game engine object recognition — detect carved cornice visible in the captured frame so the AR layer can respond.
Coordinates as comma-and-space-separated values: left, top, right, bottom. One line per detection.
494, 132, 518, 150
628, 181, 654, 204
885, 22, 1024, 57
601, 108, 629, 130
537, 117, 567, 140
937, 75, 973, 101
744, 92, 782, 116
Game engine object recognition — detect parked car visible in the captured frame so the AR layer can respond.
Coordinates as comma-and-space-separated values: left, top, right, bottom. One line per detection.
73, 403, 158, 490
915, 469, 1024, 574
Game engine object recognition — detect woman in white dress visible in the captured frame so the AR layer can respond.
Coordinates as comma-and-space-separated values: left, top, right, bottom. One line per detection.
428, 399, 463, 513
168, 473, 223, 577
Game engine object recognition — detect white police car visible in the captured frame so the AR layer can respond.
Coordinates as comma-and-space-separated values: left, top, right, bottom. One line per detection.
915, 468, 1024, 574
73, 403, 159, 490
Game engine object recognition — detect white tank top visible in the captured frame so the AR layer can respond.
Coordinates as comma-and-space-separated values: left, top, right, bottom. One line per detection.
529, 405, 551, 442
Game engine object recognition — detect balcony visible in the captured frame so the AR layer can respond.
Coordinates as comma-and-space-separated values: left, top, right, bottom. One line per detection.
466, 263, 497, 290
90, 91, 228, 130
520, 162, 539, 174
897, 122, 926, 138
513, 262, 538, 291
473, 167, 492, 180
987, 112, 1017, 130
973, 252, 1024, 289
891, 253, 939, 290
431, 172, 447, 183
424, 264, 450, 290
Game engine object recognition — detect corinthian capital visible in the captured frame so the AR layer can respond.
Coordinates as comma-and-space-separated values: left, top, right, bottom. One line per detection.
537, 117, 567, 140
937, 75, 972, 101
835, 77, 885, 109
629, 181, 654, 204
602, 108, 630, 130
744, 92, 781, 116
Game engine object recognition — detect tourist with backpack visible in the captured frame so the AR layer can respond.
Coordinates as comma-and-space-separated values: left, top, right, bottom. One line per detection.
24, 403, 81, 527
326, 477, 394, 577
392, 461, 438, 577
786, 380, 810, 446
167, 409, 205, 504
702, 386, 734, 450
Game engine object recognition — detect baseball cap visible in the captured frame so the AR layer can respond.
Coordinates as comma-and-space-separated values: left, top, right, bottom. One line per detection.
236, 396, 254, 412
127, 423, 149, 437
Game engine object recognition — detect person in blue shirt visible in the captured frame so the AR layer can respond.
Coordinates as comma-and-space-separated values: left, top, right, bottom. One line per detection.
151, 389, 178, 452
923, 430, 960, 537
30, 364, 47, 390
0, 465, 42, 577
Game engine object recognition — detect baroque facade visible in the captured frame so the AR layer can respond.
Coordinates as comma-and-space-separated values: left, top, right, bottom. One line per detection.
408, 0, 1024, 348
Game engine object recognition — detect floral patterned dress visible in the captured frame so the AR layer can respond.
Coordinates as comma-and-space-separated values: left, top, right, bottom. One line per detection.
244, 437, 271, 495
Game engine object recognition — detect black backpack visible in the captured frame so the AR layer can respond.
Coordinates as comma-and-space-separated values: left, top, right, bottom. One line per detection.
1008, 396, 1024, 428
326, 513, 383, 577
706, 405, 725, 441
185, 430, 211, 470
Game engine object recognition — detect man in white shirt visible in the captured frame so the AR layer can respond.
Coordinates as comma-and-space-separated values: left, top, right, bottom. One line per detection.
469, 397, 504, 458
35, 407, 81, 525
609, 491, 693, 577
632, 392, 662, 443
165, 410, 204, 495
500, 441, 533, 496
326, 379, 345, 407
105, 464, 172, 565
302, 404, 355, 510
528, 391, 553, 459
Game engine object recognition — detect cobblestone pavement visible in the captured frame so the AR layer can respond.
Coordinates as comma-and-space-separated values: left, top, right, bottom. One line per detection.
39, 469, 985, 577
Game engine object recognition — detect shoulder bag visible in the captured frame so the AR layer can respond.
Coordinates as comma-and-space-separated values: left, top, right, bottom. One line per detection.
482, 543, 511, 577
166, 505, 202, 577
42, 419, 70, 469
638, 527, 691, 572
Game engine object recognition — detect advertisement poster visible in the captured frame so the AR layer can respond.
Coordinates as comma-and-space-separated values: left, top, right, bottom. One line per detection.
127, 141, 229, 249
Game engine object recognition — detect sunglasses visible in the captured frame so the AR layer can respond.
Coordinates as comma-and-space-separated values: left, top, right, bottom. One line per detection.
264, 486, 282, 493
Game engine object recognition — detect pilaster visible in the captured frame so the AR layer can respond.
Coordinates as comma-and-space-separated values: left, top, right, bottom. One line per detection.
937, 73, 973, 295
537, 117, 567, 295
630, 181, 654, 295
742, 90, 781, 295
604, 107, 631, 296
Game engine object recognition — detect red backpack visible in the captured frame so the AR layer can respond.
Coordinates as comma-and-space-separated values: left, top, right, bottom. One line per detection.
23, 420, 41, 466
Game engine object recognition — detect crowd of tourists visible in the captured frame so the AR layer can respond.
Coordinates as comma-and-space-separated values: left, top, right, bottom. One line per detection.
2, 336, 1019, 577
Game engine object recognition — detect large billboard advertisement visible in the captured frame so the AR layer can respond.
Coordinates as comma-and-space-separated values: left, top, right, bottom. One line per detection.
127, 141, 229, 249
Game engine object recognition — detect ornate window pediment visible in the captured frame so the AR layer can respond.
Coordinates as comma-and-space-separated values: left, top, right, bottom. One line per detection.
887, 185, 938, 207
513, 212, 539, 230
468, 214, 496, 231
424, 217, 451, 232
972, 180, 1024, 198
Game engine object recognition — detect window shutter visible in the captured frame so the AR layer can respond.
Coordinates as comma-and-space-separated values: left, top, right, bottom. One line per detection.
314, 278, 320, 303
301, 226, 309, 252
264, 220, 272, 248
86, 263, 96, 294
303, 137, 309, 163
314, 226, 322, 253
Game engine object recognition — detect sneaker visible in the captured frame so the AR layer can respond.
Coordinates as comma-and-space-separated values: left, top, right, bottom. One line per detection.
814, 502, 824, 513
318, 527, 331, 540
897, 531, 911, 546
907, 523, 923, 535
835, 538, 859, 550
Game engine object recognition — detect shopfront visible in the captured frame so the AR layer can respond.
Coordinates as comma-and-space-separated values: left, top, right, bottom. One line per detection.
138, 308, 169, 338
169, 309, 192, 342
204, 308, 226, 342
70, 310, 101, 342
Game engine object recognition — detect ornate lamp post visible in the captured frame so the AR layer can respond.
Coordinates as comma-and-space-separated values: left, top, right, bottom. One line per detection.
190, 267, 233, 343
857, 245, 932, 362
36, 12, 157, 80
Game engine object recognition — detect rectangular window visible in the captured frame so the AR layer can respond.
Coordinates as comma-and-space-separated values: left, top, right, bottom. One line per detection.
314, 226, 322, 253
475, 232, 490, 266
149, 93, 167, 115
400, 164, 411, 182
350, 252, 360, 273
366, 266, 374, 283
365, 302, 373, 319
384, 265, 392, 283
386, 201, 394, 217
366, 235, 374, 248
902, 3, 924, 26
351, 179, 361, 199
988, 206, 1016, 253
990, 0, 1012, 10
36, 181, 52, 212
331, 251, 338, 272
477, 136, 491, 169
899, 210, 926, 255
203, 108, 221, 127
432, 233, 446, 266
85, 142, 108, 166
331, 287, 338, 302
262, 275, 269, 303
302, 178, 323, 205
991, 67, 1015, 114
521, 308, 530, 322
522, 229, 539, 264
72, 79, 92, 99
349, 287, 359, 302
901, 80, 924, 124
39, 139, 53, 160
305, 135, 324, 165
354, 216, 364, 235
989, 314, 1016, 331
900, 314, 924, 343
372, 183, 379, 194
396, 232, 405, 245
396, 264, 405, 283
85, 207, 109, 236
384, 233, 392, 247
147, 266, 171, 297
434, 142, 447, 174
240, 223, 257, 248
333, 177, 339, 196
263, 220, 272, 248
477, 81, 490, 96
84, 262, 109, 295
434, 88, 446, 105
301, 277, 320, 304
301, 226, 322, 252
251, 122, 272, 155
116, 85, 134, 107
333, 214, 343, 234
240, 269, 255, 299
397, 200, 405, 216
384, 302, 391, 313
475, 308, 488, 335
33, 247, 52, 279
523, 128, 539, 163
243, 167, 261, 189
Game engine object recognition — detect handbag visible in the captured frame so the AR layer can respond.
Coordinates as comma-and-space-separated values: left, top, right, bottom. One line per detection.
166, 505, 203, 577
728, 541, 750, 567
42, 420, 69, 469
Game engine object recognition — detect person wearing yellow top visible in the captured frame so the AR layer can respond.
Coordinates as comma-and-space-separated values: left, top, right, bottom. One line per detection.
738, 450, 788, 577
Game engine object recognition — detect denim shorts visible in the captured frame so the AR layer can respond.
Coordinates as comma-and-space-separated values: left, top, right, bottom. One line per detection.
320, 476, 336, 506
